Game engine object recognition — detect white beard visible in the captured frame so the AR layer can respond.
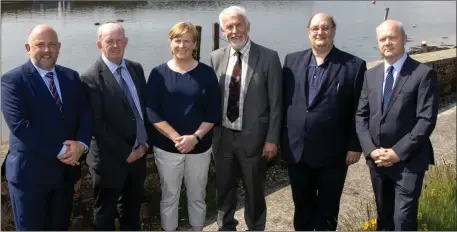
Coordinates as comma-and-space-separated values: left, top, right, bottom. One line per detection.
228, 38, 247, 50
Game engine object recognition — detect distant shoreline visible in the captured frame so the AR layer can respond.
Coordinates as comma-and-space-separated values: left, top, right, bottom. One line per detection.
408, 44, 456, 55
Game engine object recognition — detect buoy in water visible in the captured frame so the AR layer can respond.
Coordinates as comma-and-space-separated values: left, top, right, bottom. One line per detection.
372, 0, 376, 4
412, 24, 416, 28
94, 22, 100, 26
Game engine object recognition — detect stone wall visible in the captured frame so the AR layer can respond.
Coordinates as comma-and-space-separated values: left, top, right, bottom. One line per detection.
427, 55, 457, 106
368, 48, 457, 107
1, 48, 456, 230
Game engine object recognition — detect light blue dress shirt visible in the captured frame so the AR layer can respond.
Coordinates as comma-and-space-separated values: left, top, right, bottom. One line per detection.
382, 52, 408, 94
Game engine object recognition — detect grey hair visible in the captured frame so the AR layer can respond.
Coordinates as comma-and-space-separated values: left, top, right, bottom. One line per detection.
218, 5, 250, 28
397, 22, 406, 36
97, 22, 126, 42
376, 20, 406, 36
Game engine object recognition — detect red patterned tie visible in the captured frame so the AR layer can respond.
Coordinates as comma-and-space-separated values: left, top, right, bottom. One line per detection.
45, 72, 63, 113
227, 51, 242, 122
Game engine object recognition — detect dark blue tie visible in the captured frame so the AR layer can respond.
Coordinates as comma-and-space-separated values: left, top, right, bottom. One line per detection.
382, 66, 394, 113
116, 67, 148, 147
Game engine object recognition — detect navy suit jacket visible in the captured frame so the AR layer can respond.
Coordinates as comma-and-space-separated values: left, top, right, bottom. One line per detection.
1, 60, 92, 185
281, 47, 367, 167
355, 56, 439, 172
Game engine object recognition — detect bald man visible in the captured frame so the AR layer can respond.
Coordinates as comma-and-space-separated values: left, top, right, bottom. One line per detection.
1, 24, 91, 230
80, 23, 149, 230
281, 13, 367, 230
356, 20, 439, 230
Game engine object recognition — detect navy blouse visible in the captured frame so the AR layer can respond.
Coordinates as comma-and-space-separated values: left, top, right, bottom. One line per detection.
146, 62, 221, 154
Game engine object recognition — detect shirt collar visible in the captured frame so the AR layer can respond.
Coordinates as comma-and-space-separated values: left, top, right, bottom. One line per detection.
31, 61, 56, 78
384, 52, 407, 74
101, 53, 126, 74
309, 46, 335, 67
230, 39, 251, 57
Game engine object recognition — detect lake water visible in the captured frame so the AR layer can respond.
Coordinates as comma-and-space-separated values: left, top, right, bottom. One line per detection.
1, 0, 456, 141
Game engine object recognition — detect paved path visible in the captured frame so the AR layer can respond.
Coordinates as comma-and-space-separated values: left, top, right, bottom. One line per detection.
203, 105, 457, 231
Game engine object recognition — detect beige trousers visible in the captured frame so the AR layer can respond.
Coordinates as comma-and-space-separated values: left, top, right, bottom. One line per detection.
153, 146, 211, 230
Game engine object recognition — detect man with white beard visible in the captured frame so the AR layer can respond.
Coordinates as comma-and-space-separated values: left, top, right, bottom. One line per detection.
209, 5, 283, 231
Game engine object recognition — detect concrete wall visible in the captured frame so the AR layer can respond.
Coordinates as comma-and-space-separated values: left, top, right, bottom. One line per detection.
1, 49, 456, 230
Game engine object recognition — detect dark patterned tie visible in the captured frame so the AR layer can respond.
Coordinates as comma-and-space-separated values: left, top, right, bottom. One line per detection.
117, 67, 148, 147
45, 72, 63, 113
227, 51, 242, 122
382, 66, 394, 113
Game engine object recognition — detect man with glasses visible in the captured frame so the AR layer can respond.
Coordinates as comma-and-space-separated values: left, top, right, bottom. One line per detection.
281, 13, 367, 230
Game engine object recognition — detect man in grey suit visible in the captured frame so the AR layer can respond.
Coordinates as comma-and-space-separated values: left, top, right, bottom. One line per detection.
81, 23, 148, 230
209, 5, 282, 231
356, 19, 439, 231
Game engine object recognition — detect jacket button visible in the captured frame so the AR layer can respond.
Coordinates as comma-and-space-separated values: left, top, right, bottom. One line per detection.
306, 110, 309, 112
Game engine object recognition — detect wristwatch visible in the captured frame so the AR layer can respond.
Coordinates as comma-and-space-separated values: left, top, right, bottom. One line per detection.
193, 134, 201, 143
79, 142, 89, 154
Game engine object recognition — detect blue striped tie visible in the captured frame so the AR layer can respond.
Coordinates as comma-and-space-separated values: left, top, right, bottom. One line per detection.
45, 72, 63, 113
382, 66, 394, 113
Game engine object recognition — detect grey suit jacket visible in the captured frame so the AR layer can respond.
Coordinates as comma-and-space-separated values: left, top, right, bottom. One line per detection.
356, 56, 439, 172
81, 57, 148, 187
209, 41, 282, 157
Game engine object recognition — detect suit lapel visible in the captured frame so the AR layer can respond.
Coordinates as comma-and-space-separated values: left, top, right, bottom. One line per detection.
218, 47, 230, 106
25, 60, 63, 114
300, 50, 312, 109
55, 65, 70, 115
98, 58, 130, 107
382, 56, 412, 116
244, 42, 259, 94
375, 65, 384, 114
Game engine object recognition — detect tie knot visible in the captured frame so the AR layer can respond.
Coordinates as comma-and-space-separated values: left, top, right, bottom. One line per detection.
116, 66, 123, 76
236, 51, 242, 58
45, 72, 53, 79
387, 66, 394, 74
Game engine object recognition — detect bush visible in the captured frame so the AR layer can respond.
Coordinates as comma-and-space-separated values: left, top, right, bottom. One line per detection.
418, 162, 456, 231
359, 162, 457, 231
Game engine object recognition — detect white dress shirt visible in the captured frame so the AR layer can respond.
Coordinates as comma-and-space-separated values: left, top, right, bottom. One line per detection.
223, 40, 251, 131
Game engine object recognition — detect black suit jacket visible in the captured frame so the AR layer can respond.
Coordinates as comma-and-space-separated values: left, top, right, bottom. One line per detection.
81, 57, 149, 188
281, 47, 367, 167
355, 56, 439, 172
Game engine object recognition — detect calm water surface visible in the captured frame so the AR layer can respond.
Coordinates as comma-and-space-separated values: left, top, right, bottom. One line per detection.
1, 0, 456, 140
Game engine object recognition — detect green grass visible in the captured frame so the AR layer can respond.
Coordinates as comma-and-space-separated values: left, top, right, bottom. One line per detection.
341, 162, 457, 231
418, 162, 457, 231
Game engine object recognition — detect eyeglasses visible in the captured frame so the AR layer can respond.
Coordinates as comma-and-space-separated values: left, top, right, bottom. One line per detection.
308, 26, 333, 33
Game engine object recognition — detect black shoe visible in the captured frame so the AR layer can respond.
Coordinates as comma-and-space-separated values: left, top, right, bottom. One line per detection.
218, 227, 236, 231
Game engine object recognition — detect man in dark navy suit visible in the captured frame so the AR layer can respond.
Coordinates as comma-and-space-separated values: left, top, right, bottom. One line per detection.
281, 13, 367, 230
356, 19, 439, 231
1, 24, 91, 230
